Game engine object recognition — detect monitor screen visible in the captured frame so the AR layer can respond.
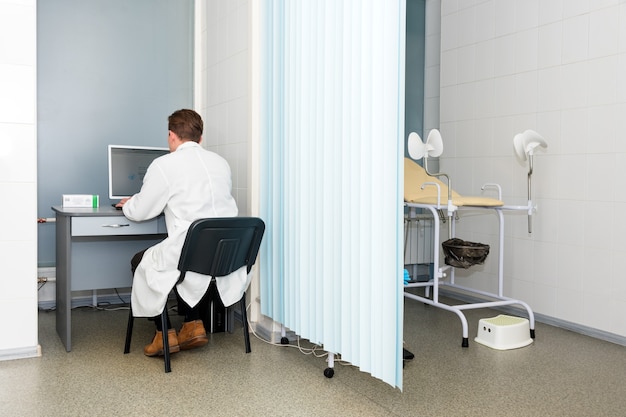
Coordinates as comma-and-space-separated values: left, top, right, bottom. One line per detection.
108, 145, 169, 199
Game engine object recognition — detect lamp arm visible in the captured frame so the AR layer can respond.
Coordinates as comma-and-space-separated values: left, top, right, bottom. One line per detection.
423, 157, 452, 203
424, 157, 455, 239
526, 154, 534, 234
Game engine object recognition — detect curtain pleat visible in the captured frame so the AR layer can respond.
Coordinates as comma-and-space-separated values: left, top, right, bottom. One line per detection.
259, 0, 405, 389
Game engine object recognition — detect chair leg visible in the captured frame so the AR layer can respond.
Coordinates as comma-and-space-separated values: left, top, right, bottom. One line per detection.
124, 306, 134, 354
240, 293, 251, 353
161, 310, 171, 373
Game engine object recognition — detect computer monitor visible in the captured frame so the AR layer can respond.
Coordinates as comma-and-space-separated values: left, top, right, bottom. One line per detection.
108, 145, 169, 199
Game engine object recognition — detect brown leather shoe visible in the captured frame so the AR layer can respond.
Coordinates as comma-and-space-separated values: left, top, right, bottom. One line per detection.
178, 320, 208, 351
144, 329, 180, 357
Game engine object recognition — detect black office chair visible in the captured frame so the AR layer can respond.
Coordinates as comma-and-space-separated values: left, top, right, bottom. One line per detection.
123, 217, 265, 373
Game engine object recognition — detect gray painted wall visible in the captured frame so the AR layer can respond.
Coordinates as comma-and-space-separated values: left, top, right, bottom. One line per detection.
37, 0, 194, 266
405, 0, 425, 151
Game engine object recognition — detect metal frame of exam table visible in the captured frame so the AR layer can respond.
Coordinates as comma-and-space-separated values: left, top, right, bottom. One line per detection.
404, 192, 536, 348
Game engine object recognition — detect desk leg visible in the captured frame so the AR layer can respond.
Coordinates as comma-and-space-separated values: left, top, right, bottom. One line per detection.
55, 214, 72, 352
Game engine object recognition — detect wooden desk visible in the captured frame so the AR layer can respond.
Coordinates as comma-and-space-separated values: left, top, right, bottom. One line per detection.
52, 206, 166, 351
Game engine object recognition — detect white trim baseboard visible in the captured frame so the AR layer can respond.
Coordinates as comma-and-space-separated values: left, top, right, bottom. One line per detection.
0, 345, 42, 362
38, 293, 131, 311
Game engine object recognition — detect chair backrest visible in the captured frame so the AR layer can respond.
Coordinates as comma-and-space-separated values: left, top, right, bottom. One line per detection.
177, 217, 265, 283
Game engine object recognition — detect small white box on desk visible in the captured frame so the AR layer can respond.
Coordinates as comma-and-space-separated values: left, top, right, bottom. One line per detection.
62, 194, 99, 208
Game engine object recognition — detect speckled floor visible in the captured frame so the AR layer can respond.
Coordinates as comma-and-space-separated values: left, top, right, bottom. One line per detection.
2, 295, 626, 417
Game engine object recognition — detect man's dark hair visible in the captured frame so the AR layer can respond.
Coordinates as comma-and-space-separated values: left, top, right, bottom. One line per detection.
168, 109, 203, 142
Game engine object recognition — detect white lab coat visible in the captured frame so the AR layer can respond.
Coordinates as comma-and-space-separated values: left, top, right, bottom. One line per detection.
122, 141, 244, 317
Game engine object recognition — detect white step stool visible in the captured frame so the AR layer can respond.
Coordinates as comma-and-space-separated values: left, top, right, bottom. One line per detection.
474, 314, 533, 350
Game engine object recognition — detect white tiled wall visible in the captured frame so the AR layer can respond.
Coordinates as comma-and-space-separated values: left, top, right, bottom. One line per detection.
437, 0, 626, 337
0, 0, 39, 359
196, 0, 251, 217
195, 0, 268, 327
424, 0, 442, 132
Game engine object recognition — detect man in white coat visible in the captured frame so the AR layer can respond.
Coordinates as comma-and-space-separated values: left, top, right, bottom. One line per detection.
116, 109, 239, 357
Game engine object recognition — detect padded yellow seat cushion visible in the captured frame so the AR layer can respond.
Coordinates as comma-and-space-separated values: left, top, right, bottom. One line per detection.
404, 158, 503, 207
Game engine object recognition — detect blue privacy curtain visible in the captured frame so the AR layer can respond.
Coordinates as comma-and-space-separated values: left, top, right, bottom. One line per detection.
259, 0, 406, 389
